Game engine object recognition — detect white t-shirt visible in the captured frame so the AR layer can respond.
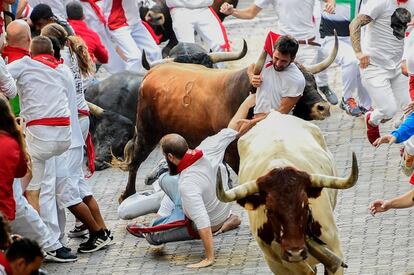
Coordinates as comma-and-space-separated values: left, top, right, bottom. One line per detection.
178, 128, 237, 230
7, 56, 71, 142
254, 56, 306, 114
256, 0, 317, 40
403, 30, 414, 74
106, 0, 140, 30
360, 0, 414, 70
56, 64, 84, 148
0, 57, 16, 98
166, 0, 213, 9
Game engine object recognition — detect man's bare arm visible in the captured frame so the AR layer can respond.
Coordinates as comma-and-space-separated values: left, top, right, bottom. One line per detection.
220, 3, 262, 20
277, 96, 301, 114
187, 227, 214, 268
350, 15, 373, 68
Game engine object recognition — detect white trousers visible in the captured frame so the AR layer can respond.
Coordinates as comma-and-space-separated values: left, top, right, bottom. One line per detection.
25, 128, 71, 191
170, 7, 227, 53
319, 36, 372, 109
296, 44, 329, 89
361, 65, 409, 125
110, 22, 162, 73
118, 190, 164, 220
39, 157, 66, 245
12, 180, 62, 252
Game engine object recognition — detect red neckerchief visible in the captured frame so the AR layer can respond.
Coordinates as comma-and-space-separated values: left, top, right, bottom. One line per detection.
2, 45, 29, 63
263, 31, 282, 68
31, 54, 62, 69
177, 149, 204, 173
398, 0, 408, 4
80, 0, 107, 26
0, 251, 12, 275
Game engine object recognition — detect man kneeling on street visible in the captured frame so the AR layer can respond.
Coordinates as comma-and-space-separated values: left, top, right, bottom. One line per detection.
126, 95, 257, 268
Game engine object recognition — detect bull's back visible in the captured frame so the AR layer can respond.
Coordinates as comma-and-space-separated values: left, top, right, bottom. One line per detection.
139, 63, 238, 145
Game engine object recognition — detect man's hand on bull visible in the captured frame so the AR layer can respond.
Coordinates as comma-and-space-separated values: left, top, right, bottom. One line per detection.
356, 52, 370, 69
220, 2, 234, 15
249, 74, 263, 88
187, 258, 214, 268
373, 135, 396, 148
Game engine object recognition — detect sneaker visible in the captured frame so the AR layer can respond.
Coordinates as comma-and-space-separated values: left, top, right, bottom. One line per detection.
126, 223, 146, 238
105, 229, 114, 241
360, 106, 373, 115
339, 97, 362, 117
68, 224, 88, 238
319, 86, 338, 105
45, 247, 78, 263
145, 159, 169, 185
62, 246, 71, 253
78, 230, 111, 253
401, 150, 414, 176
365, 112, 380, 145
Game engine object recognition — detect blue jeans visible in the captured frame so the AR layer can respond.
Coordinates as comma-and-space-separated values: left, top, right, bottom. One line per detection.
145, 173, 197, 245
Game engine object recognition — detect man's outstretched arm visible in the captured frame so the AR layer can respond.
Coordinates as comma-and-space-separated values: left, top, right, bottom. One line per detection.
220, 3, 262, 20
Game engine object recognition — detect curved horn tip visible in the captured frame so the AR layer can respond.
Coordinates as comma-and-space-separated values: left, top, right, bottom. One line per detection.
142, 50, 151, 70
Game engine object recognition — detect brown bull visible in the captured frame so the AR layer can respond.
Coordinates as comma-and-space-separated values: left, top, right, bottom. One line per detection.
118, 37, 338, 202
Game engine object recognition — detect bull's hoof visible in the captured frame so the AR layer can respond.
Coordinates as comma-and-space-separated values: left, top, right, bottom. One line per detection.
118, 193, 127, 204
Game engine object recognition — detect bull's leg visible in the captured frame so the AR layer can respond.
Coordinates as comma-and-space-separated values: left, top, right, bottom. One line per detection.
119, 134, 157, 203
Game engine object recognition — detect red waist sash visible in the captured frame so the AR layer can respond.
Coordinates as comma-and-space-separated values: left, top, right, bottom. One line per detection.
26, 117, 70, 127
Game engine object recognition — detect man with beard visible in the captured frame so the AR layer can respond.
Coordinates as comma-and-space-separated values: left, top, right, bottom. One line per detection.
126, 95, 257, 269
248, 34, 306, 120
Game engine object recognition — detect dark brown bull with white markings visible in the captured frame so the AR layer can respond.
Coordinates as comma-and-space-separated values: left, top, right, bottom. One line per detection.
119, 37, 338, 202
216, 112, 358, 274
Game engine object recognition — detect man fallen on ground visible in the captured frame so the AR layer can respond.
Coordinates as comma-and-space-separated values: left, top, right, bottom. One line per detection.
126, 94, 257, 268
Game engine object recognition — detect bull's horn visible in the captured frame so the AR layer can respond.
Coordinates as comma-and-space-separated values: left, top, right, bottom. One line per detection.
253, 50, 267, 75
305, 30, 338, 74
310, 152, 358, 189
208, 39, 247, 63
216, 169, 259, 202
87, 102, 104, 117
142, 50, 174, 70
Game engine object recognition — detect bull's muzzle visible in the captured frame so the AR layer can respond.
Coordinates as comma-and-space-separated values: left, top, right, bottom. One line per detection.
310, 101, 330, 120
284, 248, 308, 262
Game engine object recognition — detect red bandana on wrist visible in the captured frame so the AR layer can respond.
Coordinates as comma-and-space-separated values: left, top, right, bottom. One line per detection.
177, 149, 204, 173
31, 54, 62, 69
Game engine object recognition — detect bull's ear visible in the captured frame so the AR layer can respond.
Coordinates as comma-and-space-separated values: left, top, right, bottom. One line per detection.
237, 194, 266, 210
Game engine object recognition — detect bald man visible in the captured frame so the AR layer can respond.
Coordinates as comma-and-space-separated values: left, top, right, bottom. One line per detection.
2, 20, 31, 128
127, 95, 256, 268
2, 20, 77, 263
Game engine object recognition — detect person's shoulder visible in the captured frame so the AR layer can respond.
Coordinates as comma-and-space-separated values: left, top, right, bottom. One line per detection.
283, 63, 305, 84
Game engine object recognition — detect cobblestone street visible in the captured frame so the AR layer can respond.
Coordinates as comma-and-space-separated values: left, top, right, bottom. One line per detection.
44, 1, 414, 274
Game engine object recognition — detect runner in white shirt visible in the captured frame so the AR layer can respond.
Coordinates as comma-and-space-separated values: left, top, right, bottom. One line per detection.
40, 24, 112, 253
220, 0, 339, 105
105, 0, 161, 73
127, 95, 257, 269
78, 0, 126, 73
350, 0, 414, 145
316, 0, 372, 117
6, 38, 72, 214
166, 0, 231, 60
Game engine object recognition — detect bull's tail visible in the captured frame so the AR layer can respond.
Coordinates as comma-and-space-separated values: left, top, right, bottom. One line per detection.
111, 127, 137, 171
